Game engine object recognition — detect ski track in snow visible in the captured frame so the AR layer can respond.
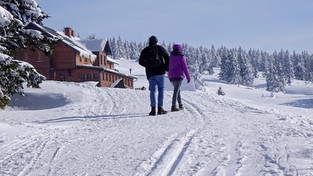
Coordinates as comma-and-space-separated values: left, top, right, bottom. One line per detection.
1, 81, 313, 175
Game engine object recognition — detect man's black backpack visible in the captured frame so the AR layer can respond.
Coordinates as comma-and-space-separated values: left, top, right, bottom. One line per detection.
142, 46, 164, 68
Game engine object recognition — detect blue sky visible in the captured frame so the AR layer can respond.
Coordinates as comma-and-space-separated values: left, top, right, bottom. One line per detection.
36, 0, 313, 53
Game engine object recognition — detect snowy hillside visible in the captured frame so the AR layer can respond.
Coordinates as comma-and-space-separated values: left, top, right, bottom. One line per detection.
1, 59, 313, 176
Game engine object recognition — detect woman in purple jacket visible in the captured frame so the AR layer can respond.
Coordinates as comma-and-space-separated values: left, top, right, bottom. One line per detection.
168, 44, 191, 111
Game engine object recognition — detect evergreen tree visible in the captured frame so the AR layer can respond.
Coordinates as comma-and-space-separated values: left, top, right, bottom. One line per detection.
238, 47, 254, 86
219, 49, 240, 84
302, 51, 313, 81
293, 52, 306, 81
129, 42, 139, 60
108, 35, 313, 89
0, 0, 50, 109
210, 45, 219, 67
109, 37, 118, 59
266, 60, 285, 92
123, 40, 131, 59
199, 48, 209, 74
230, 49, 241, 84
259, 51, 270, 73
115, 36, 124, 59
248, 49, 260, 78
266, 53, 286, 92
280, 49, 294, 84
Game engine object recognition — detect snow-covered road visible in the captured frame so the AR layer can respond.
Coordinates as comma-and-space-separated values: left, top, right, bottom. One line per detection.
1, 81, 313, 176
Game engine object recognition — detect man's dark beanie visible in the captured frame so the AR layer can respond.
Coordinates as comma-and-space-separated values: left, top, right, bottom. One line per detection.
149, 35, 158, 45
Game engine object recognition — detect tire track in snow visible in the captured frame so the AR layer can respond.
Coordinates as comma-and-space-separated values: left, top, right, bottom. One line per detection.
101, 88, 149, 117
44, 125, 119, 176
0, 139, 37, 165
177, 92, 232, 175
102, 89, 119, 115
45, 146, 61, 176
135, 92, 229, 176
0, 135, 50, 176
135, 130, 196, 176
173, 92, 267, 175
17, 138, 51, 176
0, 138, 31, 155
258, 141, 300, 176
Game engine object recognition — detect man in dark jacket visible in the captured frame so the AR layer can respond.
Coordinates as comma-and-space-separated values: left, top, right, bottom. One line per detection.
139, 35, 170, 116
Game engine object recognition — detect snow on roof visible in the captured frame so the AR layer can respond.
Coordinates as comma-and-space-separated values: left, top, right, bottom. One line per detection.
56, 31, 97, 62
24, 22, 97, 62
107, 56, 119, 65
110, 78, 123, 88
76, 64, 136, 79
80, 39, 107, 52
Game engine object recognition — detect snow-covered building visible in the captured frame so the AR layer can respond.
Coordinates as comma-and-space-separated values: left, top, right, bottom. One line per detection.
80, 38, 135, 88
14, 22, 136, 88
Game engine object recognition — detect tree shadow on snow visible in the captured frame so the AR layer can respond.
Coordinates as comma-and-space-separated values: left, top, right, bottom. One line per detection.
281, 99, 313, 109
35, 113, 151, 124
8, 92, 68, 110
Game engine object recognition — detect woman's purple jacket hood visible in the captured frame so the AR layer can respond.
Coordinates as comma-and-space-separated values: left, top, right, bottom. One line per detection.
168, 44, 191, 82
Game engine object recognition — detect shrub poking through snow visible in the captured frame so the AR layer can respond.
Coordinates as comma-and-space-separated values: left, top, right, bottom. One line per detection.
217, 87, 225, 96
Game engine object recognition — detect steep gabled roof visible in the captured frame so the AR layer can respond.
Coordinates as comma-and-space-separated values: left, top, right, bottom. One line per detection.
80, 38, 112, 56
24, 22, 97, 62
80, 39, 107, 52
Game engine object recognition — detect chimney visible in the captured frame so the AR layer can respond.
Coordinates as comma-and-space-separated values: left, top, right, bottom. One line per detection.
64, 27, 74, 37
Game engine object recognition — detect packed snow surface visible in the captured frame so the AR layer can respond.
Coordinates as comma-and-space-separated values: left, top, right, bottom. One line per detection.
1, 59, 313, 176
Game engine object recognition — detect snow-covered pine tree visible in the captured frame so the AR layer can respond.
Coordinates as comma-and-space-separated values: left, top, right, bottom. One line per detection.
218, 48, 230, 82
238, 47, 254, 86
123, 40, 131, 60
198, 48, 209, 74
107, 35, 313, 87
281, 50, 294, 84
109, 37, 117, 59
219, 49, 241, 84
293, 51, 306, 81
302, 51, 313, 82
115, 36, 125, 59
248, 49, 260, 78
210, 45, 219, 68
266, 54, 285, 92
0, 0, 52, 109
304, 54, 313, 82
259, 51, 270, 73
129, 41, 139, 60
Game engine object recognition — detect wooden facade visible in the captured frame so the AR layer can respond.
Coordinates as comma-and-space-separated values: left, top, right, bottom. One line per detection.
14, 22, 136, 88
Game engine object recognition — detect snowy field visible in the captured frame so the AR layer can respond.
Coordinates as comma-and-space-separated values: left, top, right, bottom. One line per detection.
1, 59, 313, 176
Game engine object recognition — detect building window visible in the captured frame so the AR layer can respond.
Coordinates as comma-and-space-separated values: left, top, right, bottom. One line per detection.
79, 73, 84, 81
87, 73, 92, 80
94, 73, 99, 80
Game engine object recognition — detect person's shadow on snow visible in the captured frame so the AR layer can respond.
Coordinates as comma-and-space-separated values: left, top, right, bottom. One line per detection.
34, 113, 153, 124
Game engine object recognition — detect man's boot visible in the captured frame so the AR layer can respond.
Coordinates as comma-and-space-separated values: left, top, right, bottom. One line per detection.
157, 107, 167, 115
179, 104, 184, 110
171, 105, 180, 112
149, 107, 156, 116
